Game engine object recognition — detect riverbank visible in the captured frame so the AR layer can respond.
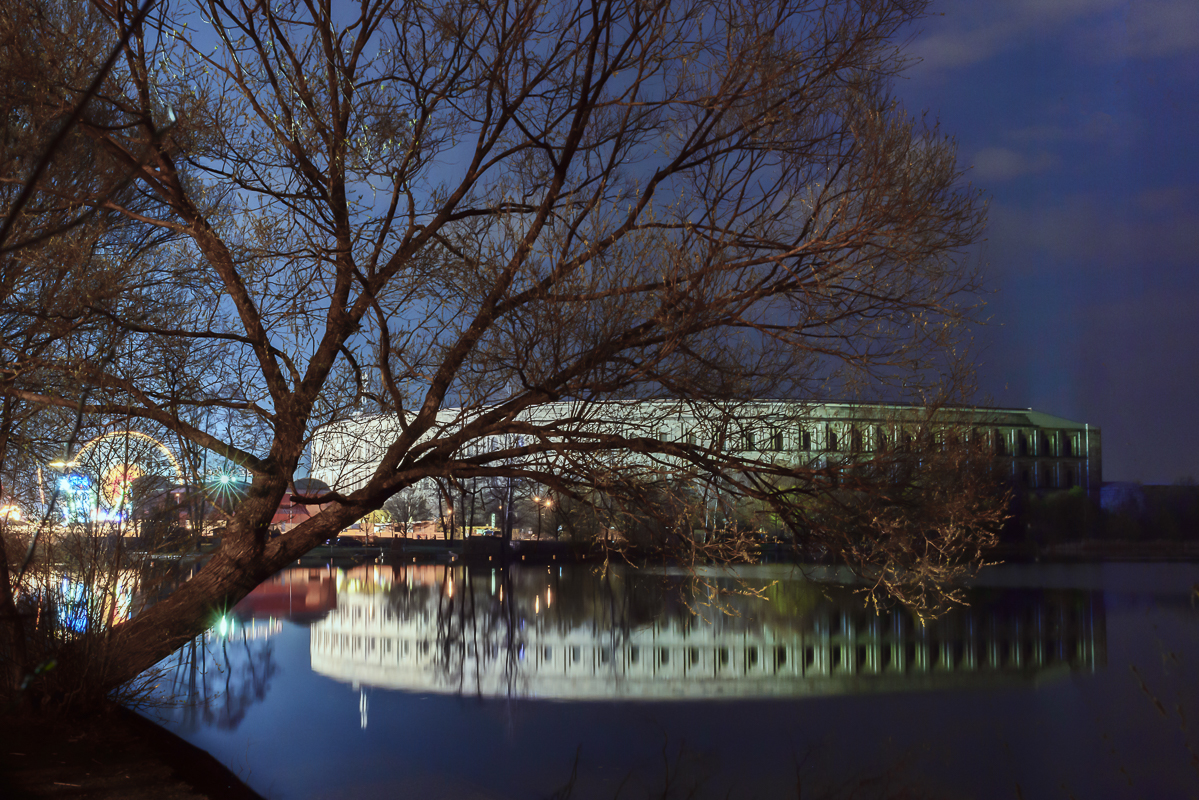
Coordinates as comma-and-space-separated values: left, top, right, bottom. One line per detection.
291, 536, 1199, 569
0, 707, 263, 799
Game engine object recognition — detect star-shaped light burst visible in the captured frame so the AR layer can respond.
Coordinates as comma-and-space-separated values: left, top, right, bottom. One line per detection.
206, 471, 245, 509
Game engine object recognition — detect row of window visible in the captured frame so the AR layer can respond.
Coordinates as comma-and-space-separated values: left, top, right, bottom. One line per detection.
314, 634, 1088, 676
324, 422, 1087, 466
1018, 462, 1078, 490
662, 425, 1085, 458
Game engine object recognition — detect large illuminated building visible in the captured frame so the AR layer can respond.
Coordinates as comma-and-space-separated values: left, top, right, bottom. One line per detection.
310, 401, 1103, 505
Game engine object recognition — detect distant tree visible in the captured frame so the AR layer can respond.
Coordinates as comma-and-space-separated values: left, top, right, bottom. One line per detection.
382, 488, 433, 537
2, 0, 999, 705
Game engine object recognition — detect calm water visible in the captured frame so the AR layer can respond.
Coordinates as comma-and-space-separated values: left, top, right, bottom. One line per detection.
147, 561, 1199, 799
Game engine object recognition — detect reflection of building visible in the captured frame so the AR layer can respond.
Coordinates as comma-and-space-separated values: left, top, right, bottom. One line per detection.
233, 568, 338, 622
310, 580, 1106, 700
312, 401, 1103, 503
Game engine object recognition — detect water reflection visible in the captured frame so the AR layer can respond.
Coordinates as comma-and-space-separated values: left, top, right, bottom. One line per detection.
306, 564, 1107, 701
145, 563, 1198, 800
158, 592, 287, 730
229, 566, 338, 621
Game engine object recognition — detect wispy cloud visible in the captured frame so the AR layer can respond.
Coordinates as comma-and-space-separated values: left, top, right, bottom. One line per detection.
1007, 112, 1117, 145
908, 0, 1199, 74
1090, 0, 1199, 59
985, 190, 1199, 276
970, 147, 1056, 182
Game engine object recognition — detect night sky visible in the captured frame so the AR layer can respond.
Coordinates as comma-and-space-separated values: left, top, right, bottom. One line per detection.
896, 0, 1199, 483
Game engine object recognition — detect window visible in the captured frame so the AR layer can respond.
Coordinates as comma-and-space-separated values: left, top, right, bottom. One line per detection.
767, 429, 783, 451
801, 430, 812, 451
826, 427, 838, 452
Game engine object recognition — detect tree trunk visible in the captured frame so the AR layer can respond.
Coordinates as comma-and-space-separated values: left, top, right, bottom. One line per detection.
48, 489, 357, 705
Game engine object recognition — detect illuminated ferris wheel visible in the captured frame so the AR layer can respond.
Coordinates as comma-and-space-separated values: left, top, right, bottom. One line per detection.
56, 431, 184, 520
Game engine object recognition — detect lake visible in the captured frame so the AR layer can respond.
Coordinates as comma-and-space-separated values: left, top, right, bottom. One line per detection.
148, 560, 1199, 799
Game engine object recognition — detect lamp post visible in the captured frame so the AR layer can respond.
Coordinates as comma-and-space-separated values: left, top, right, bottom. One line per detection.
534, 496, 552, 540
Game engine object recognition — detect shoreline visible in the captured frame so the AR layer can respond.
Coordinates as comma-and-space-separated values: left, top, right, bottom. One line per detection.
0, 706, 263, 800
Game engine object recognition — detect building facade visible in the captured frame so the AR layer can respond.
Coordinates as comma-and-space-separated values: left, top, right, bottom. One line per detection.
310, 402, 1102, 504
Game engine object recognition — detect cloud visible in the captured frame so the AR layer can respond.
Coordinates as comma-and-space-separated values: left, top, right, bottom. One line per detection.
908, 0, 1199, 74
1098, 0, 1199, 58
1134, 185, 1195, 213
984, 190, 1199, 277
1007, 113, 1117, 145
970, 147, 1056, 182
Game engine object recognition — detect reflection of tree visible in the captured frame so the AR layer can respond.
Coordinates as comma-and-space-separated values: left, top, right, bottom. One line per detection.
402, 566, 728, 697
363, 565, 1107, 701
417, 565, 527, 698
161, 623, 278, 732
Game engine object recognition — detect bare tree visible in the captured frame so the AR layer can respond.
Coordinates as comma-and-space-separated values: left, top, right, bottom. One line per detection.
1, 0, 999, 705
382, 486, 432, 537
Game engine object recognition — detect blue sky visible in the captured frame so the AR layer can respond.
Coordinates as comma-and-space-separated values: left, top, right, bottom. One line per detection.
896, 0, 1199, 482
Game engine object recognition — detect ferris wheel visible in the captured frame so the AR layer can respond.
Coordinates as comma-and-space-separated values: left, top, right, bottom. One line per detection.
57, 430, 184, 520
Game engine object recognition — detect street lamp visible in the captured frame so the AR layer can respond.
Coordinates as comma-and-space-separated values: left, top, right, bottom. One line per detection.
534, 496, 552, 540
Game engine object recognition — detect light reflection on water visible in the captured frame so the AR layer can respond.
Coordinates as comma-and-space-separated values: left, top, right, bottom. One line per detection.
150, 562, 1199, 799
